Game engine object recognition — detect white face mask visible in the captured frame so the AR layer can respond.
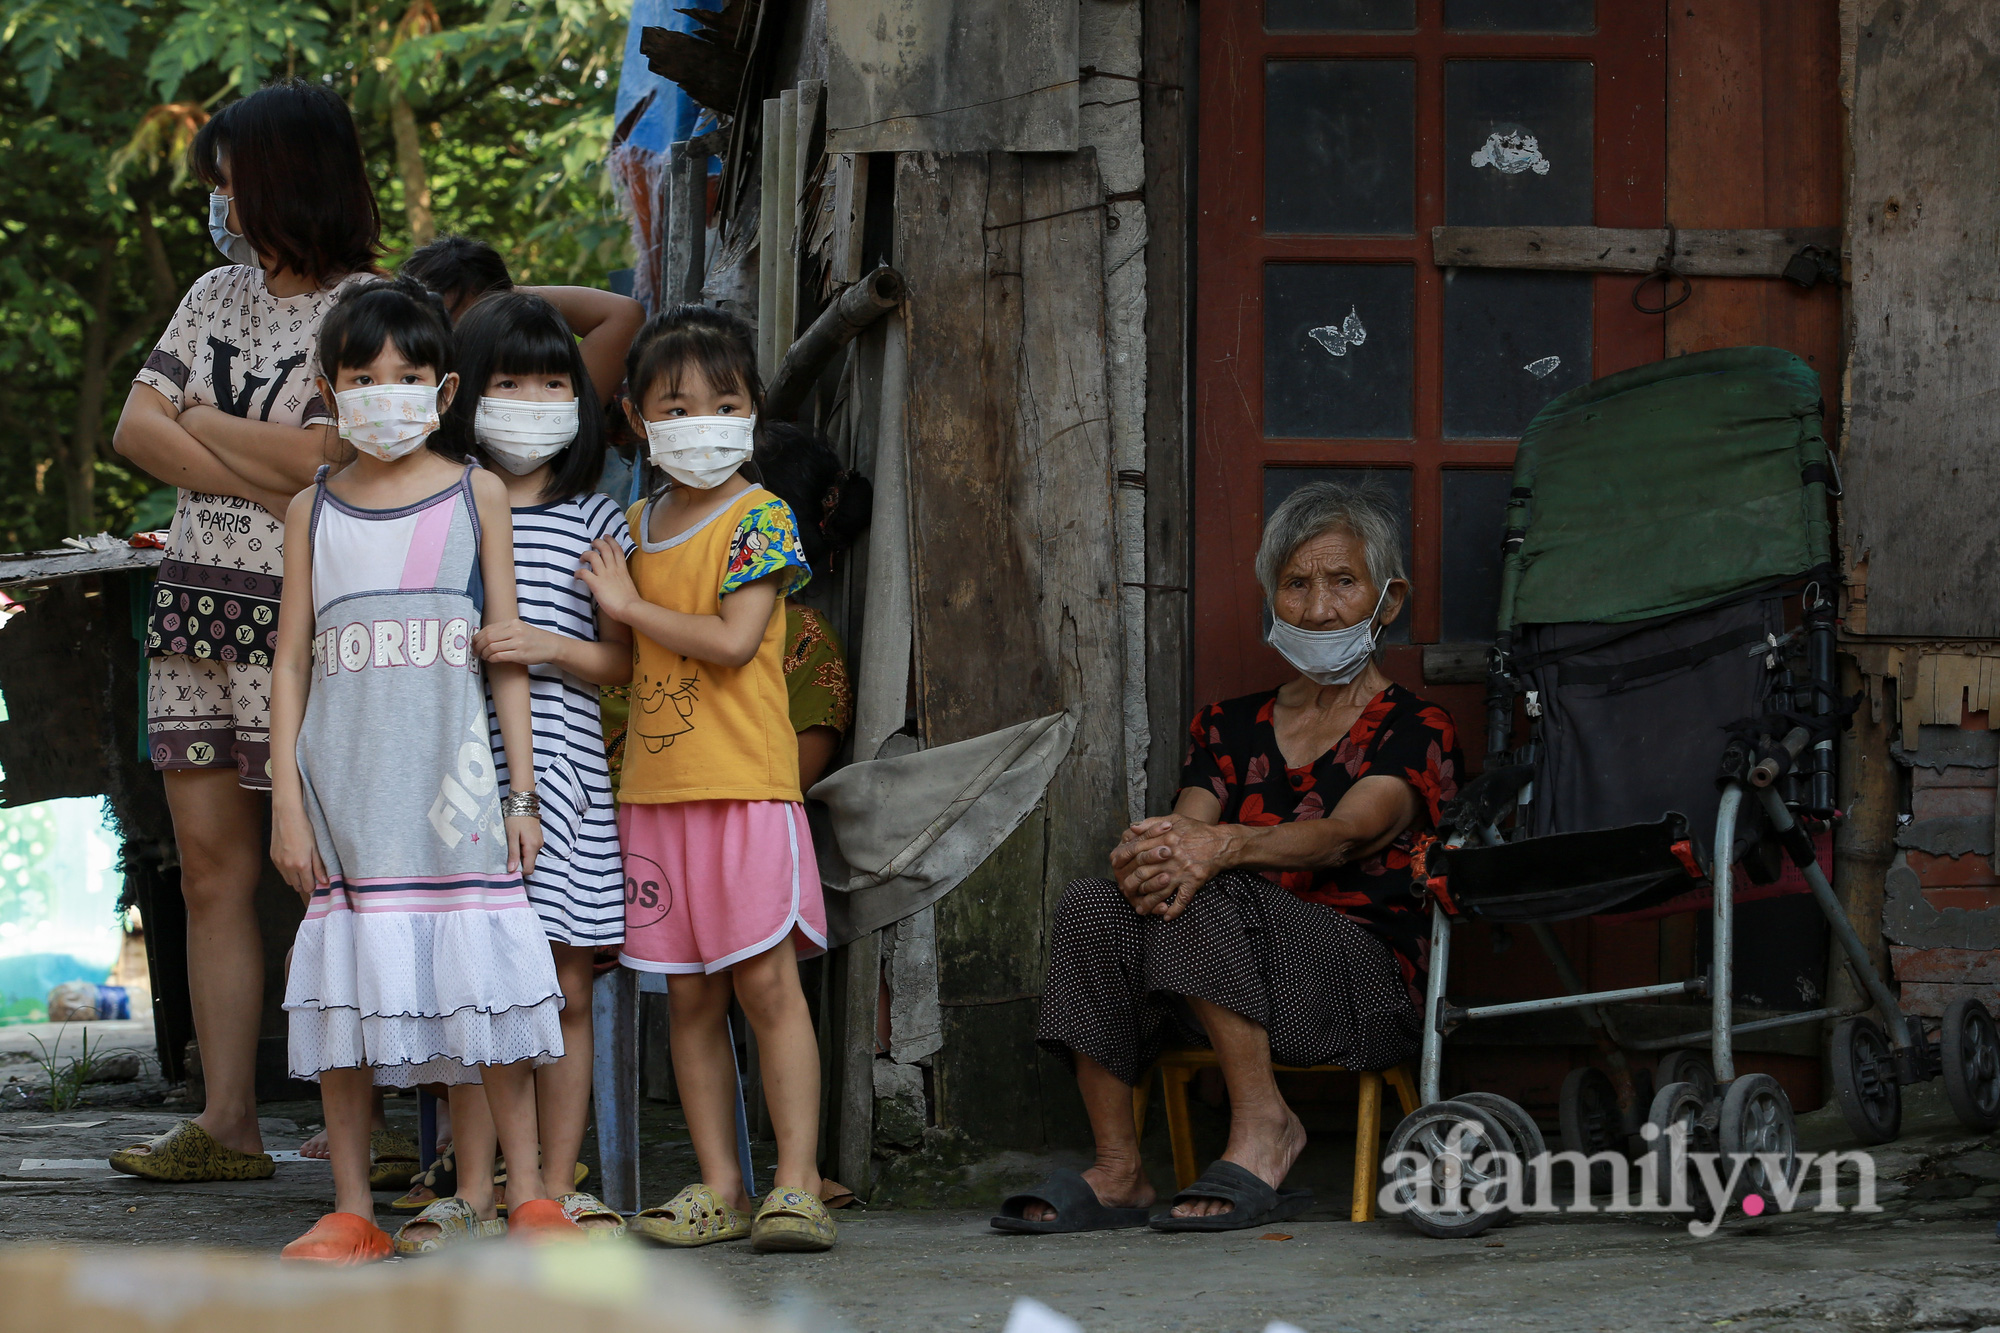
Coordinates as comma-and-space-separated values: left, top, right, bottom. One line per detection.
207, 192, 258, 267
645, 414, 755, 490
336, 382, 444, 462
475, 397, 578, 475
1264, 585, 1391, 686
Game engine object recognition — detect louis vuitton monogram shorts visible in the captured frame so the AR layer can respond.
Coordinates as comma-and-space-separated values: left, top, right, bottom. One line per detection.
146, 652, 273, 790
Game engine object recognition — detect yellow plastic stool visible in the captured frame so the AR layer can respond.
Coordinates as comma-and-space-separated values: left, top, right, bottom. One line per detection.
1132, 1050, 1419, 1222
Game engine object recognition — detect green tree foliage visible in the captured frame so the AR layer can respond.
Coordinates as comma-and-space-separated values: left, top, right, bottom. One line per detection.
0, 0, 633, 549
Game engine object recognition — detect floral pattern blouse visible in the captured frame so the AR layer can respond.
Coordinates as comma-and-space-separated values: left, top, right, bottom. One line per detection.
1180, 683, 1462, 989
783, 603, 854, 736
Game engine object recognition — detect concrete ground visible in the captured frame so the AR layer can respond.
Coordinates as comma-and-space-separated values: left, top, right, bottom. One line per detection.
2, 1025, 1997, 1332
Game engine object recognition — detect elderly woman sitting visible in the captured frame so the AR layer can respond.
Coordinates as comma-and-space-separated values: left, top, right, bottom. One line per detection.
993, 484, 1462, 1235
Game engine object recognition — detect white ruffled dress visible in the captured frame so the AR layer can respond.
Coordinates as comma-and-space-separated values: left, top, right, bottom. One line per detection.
283, 465, 564, 1085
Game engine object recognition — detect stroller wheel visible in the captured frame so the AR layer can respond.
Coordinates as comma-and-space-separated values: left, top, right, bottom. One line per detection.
1940, 997, 2000, 1132
1557, 1067, 1622, 1198
1718, 1074, 1798, 1209
1656, 1049, 1716, 1104
1645, 1080, 1715, 1219
1455, 1092, 1547, 1216
1382, 1100, 1516, 1238
1829, 1017, 1901, 1144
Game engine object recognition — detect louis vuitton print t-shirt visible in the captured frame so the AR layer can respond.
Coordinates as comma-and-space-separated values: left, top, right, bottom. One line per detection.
134, 264, 341, 665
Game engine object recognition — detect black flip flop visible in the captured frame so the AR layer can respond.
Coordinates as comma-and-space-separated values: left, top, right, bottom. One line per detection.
990, 1168, 1154, 1234
1148, 1160, 1313, 1233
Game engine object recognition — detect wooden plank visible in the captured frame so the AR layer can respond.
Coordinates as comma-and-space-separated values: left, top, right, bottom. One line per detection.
663, 140, 707, 308
639, 989, 675, 1103
0, 545, 162, 589
829, 153, 869, 287
1847, 0, 2000, 635
589, 968, 640, 1213
825, 0, 1079, 153
836, 927, 878, 1194
1140, 0, 1192, 816
1421, 643, 1487, 687
934, 997, 1049, 1151
1430, 226, 1840, 277
1664, 1, 1843, 371
775, 87, 800, 353
935, 806, 1048, 1007
757, 97, 782, 375
886, 906, 943, 1063
1832, 656, 1896, 1013
900, 150, 1125, 1149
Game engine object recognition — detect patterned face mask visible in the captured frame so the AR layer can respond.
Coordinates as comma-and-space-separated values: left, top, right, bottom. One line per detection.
645, 414, 755, 490
475, 396, 579, 474
335, 382, 446, 461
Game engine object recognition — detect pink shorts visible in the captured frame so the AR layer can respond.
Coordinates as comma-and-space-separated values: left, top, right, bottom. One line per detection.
617, 799, 829, 974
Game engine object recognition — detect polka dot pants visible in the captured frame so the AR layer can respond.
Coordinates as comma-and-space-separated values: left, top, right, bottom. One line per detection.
1034, 872, 1421, 1085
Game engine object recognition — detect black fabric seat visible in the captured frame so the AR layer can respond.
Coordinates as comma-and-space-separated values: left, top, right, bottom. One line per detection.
1434, 815, 1699, 923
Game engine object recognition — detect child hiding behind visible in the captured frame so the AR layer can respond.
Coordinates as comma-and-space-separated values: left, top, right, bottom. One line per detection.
577, 305, 835, 1253
268, 275, 575, 1261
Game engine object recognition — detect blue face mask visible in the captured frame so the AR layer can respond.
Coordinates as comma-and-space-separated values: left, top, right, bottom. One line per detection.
207, 192, 258, 266
1265, 585, 1390, 686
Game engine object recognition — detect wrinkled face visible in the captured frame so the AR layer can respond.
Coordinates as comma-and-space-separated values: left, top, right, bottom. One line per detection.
1271, 526, 1404, 633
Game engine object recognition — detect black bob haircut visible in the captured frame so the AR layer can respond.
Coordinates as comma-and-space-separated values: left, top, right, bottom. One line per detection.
625, 304, 763, 414
755, 422, 873, 575
192, 79, 381, 289
403, 235, 514, 315
315, 274, 466, 463
442, 291, 605, 504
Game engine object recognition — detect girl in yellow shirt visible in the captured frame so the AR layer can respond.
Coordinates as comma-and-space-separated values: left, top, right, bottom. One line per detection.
577, 305, 833, 1253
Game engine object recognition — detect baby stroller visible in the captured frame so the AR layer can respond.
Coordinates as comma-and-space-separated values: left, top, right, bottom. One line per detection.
1385, 347, 2000, 1238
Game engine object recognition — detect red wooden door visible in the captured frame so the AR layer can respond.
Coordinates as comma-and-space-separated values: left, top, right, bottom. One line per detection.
1194, 0, 1667, 767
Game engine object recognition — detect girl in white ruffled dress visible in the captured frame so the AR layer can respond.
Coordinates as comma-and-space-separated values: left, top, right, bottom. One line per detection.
268, 274, 574, 1261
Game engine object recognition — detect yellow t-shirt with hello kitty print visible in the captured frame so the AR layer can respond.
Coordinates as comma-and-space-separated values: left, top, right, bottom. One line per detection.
617, 487, 812, 804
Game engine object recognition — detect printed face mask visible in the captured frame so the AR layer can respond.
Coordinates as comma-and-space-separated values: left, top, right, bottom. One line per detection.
207, 193, 258, 267
1264, 585, 1391, 686
645, 414, 755, 490
475, 397, 579, 474
336, 383, 443, 462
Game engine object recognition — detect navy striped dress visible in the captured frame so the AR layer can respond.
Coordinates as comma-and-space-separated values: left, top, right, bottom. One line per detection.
486, 492, 634, 945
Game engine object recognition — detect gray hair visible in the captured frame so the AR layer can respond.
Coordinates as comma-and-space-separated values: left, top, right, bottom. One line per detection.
1255, 482, 1407, 600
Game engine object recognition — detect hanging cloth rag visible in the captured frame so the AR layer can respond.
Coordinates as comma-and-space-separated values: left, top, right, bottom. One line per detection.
808, 712, 1076, 945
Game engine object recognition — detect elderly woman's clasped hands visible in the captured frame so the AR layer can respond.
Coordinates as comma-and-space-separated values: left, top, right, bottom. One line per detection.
1109, 814, 1237, 919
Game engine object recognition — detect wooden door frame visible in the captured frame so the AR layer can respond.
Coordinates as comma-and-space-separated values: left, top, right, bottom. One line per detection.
1191, 1, 1668, 730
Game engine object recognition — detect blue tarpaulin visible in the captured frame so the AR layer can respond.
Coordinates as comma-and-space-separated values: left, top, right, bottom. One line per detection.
613, 0, 724, 156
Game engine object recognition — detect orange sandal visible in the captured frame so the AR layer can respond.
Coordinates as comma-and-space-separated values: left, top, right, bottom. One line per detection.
280, 1212, 393, 1264
506, 1197, 584, 1242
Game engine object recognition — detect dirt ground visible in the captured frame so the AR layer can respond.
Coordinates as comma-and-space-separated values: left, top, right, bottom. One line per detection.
4, 1020, 1998, 1332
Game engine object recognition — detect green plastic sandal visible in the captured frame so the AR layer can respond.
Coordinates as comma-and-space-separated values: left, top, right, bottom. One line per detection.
392, 1196, 504, 1256
751, 1188, 837, 1253
630, 1183, 750, 1247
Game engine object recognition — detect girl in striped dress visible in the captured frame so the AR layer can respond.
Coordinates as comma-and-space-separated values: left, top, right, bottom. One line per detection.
269, 275, 573, 1262
440, 291, 633, 1236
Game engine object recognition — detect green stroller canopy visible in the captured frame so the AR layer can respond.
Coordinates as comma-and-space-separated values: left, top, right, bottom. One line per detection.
1499, 345, 1832, 633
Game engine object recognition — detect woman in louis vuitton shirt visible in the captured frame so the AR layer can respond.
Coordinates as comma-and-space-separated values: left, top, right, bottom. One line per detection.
109, 77, 380, 1183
